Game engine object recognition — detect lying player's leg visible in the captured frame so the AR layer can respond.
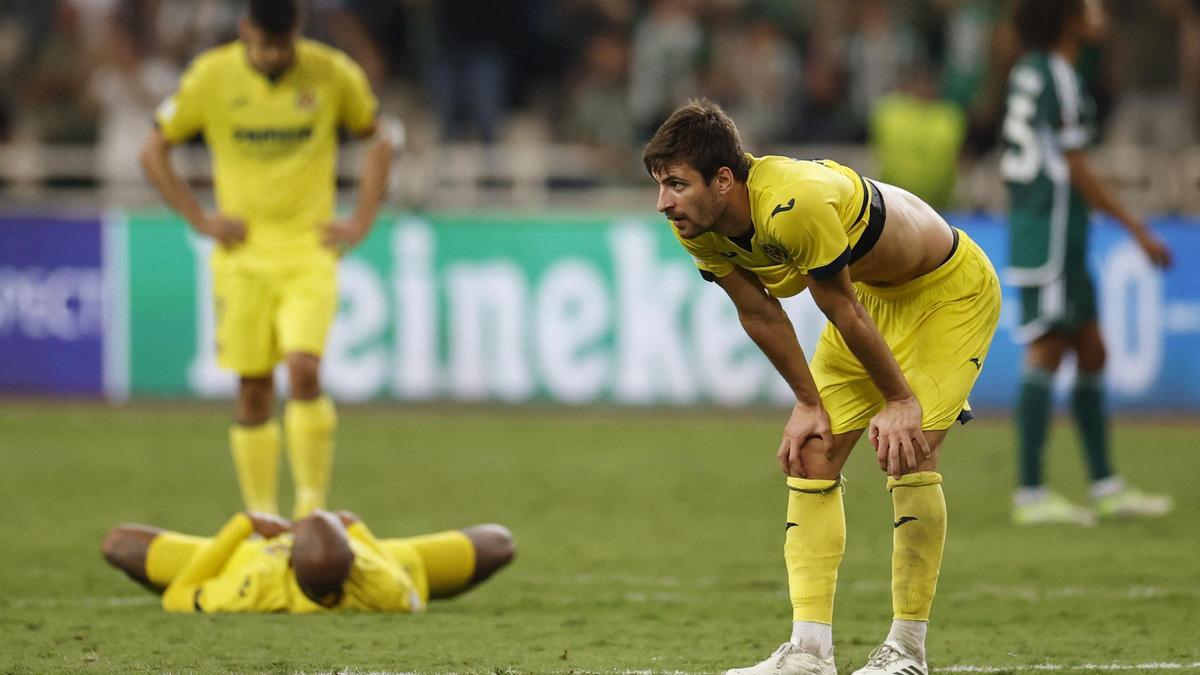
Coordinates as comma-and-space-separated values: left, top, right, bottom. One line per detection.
101, 524, 206, 592
383, 524, 516, 600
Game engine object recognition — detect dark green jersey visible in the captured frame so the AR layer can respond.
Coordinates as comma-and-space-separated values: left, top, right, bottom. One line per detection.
1001, 51, 1096, 286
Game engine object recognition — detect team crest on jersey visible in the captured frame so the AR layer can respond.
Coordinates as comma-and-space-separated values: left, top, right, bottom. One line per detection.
297, 90, 316, 111
761, 242, 791, 262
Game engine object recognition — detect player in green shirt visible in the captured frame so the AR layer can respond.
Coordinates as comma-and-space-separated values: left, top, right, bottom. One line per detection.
1001, 0, 1172, 525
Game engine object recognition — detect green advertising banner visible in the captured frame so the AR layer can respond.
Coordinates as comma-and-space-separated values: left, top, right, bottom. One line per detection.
125, 211, 823, 404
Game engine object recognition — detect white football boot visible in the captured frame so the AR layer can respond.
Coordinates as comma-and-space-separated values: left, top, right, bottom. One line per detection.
1094, 483, 1173, 519
1012, 490, 1097, 526
851, 642, 927, 675
724, 642, 837, 675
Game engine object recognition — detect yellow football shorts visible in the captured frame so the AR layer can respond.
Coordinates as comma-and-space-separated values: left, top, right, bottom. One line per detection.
810, 228, 1001, 434
212, 250, 338, 376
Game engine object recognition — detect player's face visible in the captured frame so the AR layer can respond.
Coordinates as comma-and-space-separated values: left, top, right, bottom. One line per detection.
240, 20, 297, 79
654, 163, 724, 239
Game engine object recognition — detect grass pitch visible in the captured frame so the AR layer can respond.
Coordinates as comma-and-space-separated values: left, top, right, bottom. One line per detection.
0, 402, 1197, 674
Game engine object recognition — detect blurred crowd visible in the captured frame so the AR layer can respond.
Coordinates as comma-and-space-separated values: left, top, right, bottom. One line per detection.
2, 0, 1199, 200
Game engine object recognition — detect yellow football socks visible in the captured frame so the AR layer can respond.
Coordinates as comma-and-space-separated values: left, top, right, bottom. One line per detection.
785, 477, 846, 623
285, 396, 337, 519
888, 471, 946, 621
229, 422, 281, 514
386, 530, 475, 599
145, 532, 207, 588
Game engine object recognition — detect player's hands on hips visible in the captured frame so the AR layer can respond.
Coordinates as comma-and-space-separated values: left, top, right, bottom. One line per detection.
778, 402, 833, 477
246, 512, 292, 538
322, 215, 370, 253
194, 214, 246, 249
1135, 231, 1172, 268
869, 396, 930, 479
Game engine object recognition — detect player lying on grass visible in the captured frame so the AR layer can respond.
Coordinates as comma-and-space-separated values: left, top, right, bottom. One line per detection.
102, 510, 514, 613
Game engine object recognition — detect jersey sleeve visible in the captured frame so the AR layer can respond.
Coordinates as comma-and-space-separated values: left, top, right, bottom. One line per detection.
155, 59, 208, 143
335, 53, 378, 134
670, 226, 735, 280
1046, 57, 1088, 151
343, 522, 421, 612
161, 513, 254, 612
771, 200, 851, 281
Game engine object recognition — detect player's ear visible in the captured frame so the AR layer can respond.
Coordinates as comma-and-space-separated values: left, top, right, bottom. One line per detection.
714, 166, 735, 195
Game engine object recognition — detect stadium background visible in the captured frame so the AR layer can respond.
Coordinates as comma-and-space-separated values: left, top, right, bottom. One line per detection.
1, 1, 1198, 673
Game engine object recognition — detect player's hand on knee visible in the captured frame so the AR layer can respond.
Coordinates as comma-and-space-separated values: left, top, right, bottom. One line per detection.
195, 214, 246, 248
778, 402, 833, 477
246, 512, 292, 538
869, 396, 930, 478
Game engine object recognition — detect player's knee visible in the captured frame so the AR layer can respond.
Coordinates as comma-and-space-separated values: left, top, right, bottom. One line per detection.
1077, 343, 1106, 372
1027, 334, 1068, 371
101, 526, 144, 575
237, 376, 274, 423
464, 524, 516, 584
286, 354, 321, 398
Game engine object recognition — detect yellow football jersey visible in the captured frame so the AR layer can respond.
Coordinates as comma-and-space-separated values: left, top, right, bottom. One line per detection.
155, 38, 378, 257
673, 155, 876, 298
161, 514, 426, 614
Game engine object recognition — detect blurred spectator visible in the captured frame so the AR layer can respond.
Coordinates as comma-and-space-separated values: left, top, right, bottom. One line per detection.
869, 60, 966, 209
428, 0, 523, 144
1106, 0, 1194, 148
792, 49, 862, 143
845, 0, 920, 134
937, 0, 1014, 157
705, 10, 803, 147
629, 0, 704, 139
311, 0, 391, 90
1183, 0, 1200, 142
87, 0, 182, 185
22, 1, 97, 144
0, 0, 58, 142
559, 28, 635, 154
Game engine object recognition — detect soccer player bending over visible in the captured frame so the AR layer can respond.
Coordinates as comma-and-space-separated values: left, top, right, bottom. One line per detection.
141, 0, 403, 518
102, 511, 514, 613
644, 100, 1001, 675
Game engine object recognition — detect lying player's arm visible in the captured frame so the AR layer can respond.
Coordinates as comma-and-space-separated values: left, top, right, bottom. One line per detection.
1065, 151, 1171, 267
139, 128, 245, 248
807, 267, 929, 477
161, 513, 255, 612
323, 116, 401, 251
716, 268, 831, 476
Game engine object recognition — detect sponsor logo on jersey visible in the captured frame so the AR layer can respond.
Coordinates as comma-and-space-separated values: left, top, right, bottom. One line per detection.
761, 243, 791, 262
233, 126, 314, 144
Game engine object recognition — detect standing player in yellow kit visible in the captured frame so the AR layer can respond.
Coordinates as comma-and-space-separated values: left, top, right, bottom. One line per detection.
140, 0, 399, 518
645, 100, 1001, 675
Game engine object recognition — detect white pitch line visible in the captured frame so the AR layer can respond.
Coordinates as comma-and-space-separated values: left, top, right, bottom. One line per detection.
8, 595, 158, 608
936, 663, 1200, 673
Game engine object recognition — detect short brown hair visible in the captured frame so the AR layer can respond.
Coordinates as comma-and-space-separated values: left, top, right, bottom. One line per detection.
642, 99, 751, 183
249, 0, 302, 37
1013, 0, 1084, 51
